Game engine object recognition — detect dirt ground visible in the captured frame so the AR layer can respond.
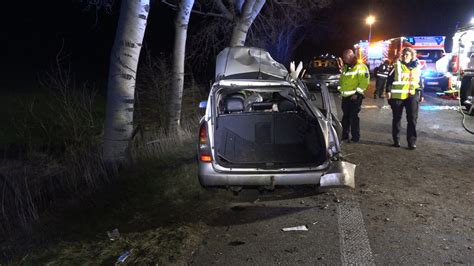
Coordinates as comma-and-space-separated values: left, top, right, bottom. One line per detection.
190, 82, 474, 264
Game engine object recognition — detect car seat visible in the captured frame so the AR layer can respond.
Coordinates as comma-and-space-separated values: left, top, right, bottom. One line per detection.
224, 95, 244, 113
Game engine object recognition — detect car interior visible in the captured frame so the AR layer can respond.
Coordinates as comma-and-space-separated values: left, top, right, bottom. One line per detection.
213, 87, 327, 168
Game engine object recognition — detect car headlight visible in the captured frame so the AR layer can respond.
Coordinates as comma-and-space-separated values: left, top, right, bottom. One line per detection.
328, 75, 339, 80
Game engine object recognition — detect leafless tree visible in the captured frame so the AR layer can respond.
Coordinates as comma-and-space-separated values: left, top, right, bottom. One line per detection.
248, 0, 331, 65
188, 0, 332, 71
102, 0, 150, 164
168, 0, 195, 133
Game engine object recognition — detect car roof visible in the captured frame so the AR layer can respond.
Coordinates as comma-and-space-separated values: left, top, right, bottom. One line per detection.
215, 47, 289, 81
214, 79, 293, 89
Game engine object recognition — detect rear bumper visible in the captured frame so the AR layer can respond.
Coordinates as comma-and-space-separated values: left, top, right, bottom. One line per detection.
198, 161, 355, 189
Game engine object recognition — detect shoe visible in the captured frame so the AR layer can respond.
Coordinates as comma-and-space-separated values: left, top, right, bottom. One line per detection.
351, 138, 359, 143
379, 96, 385, 99
341, 138, 351, 143
392, 142, 400, 147
374, 95, 377, 99
408, 144, 417, 150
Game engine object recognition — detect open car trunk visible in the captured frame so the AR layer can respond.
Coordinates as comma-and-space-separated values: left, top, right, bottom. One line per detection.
214, 112, 327, 168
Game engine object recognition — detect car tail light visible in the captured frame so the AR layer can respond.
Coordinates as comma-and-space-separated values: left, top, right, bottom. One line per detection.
452, 55, 459, 73
199, 123, 212, 162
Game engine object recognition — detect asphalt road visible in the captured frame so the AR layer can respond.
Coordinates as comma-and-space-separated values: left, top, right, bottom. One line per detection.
191, 83, 474, 265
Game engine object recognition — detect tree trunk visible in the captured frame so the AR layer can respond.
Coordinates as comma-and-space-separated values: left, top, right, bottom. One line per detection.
229, 0, 265, 46
168, 0, 195, 132
103, 0, 150, 164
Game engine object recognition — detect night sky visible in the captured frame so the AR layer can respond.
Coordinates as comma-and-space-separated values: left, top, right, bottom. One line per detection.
1, 0, 473, 91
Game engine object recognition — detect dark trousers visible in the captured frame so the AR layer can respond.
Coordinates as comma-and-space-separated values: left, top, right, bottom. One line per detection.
375, 78, 386, 97
389, 96, 419, 145
341, 96, 362, 141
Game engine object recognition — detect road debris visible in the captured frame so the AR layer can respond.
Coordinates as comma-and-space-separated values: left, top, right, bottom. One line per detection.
107, 228, 120, 241
116, 250, 130, 264
281, 225, 308, 232
228, 240, 245, 246
231, 205, 245, 211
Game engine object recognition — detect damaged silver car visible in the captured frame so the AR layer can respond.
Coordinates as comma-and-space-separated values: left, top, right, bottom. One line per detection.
198, 47, 355, 192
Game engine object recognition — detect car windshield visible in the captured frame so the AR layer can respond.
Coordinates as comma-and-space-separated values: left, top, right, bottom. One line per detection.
307, 59, 339, 74
416, 49, 444, 61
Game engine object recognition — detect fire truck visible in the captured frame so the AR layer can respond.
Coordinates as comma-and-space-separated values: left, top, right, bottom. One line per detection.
354, 40, 390, 73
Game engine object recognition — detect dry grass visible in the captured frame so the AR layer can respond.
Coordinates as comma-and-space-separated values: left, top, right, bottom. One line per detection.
0, 52, 222, 264
0, 58, 110, 257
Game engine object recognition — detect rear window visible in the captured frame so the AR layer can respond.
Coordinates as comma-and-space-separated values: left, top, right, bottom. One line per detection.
217, 87, 298, 114
308, 59, 339, 74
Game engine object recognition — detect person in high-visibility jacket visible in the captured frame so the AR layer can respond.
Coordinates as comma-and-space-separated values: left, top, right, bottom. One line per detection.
337, 49, 370, 142
386, 47, 423, 150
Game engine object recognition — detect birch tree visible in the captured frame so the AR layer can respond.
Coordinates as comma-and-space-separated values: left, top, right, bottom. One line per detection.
228, 0, 266, 46
248, 0, 332, 64
103, 0, 150, 163
187, 0, 333, 72
168, 0, 195, 132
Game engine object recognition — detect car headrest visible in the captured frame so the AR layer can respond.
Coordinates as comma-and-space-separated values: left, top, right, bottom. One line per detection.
278, 98, 296, 112
225, 97, 244, 113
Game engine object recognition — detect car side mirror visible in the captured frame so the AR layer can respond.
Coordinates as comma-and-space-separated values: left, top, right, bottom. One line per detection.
199, 101, 207, 109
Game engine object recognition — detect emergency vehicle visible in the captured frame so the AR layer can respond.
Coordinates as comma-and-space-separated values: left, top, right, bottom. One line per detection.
387, 36, 450, 90
354, 40, 390, 73
451, 24, 474, 115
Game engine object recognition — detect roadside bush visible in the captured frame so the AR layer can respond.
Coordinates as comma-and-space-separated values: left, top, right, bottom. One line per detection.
135, 49, 206, 134
0, 60, 108, 241
1, 51, 210, 263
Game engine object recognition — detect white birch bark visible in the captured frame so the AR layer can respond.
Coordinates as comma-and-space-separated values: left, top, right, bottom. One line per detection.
229, 0, 265, 46
103, 0, 150, 163
168, 0, 195, 132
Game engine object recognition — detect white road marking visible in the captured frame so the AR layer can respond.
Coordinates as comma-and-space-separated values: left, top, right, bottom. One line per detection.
337, 199, 375, 265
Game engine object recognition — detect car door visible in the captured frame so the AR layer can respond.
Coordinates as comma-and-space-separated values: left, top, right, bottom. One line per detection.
296, 79, 342, 156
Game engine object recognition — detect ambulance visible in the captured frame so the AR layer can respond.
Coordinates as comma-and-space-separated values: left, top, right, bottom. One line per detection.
451, 24, 474, 114
387, 36, 450, 90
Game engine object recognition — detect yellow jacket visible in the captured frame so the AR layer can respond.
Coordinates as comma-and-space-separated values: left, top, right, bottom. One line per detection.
338, 63, 370, 97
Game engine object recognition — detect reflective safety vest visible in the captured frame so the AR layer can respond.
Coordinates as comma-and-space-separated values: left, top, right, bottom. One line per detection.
338, 63, 370, 97
391, 61, 421, 100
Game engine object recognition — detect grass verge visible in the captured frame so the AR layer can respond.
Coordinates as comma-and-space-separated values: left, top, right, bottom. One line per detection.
4, 132, 230, 265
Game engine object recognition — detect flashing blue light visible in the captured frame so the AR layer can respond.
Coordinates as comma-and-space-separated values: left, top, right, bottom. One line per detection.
434, 36, 444, 45
420, 105, 458, 111
421, 70, 435, 77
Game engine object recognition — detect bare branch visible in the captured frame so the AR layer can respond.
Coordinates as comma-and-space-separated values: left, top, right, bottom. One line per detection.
215, 0, 234, 20
161, 0, 230, 19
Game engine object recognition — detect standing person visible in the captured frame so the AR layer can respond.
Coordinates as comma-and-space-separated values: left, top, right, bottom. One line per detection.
374, 60, 392, 99
337, 49, 370, 142
386, 47, 423, 150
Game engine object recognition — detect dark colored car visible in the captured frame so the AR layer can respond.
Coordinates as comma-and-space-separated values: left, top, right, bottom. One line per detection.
302, 55, 341, 91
